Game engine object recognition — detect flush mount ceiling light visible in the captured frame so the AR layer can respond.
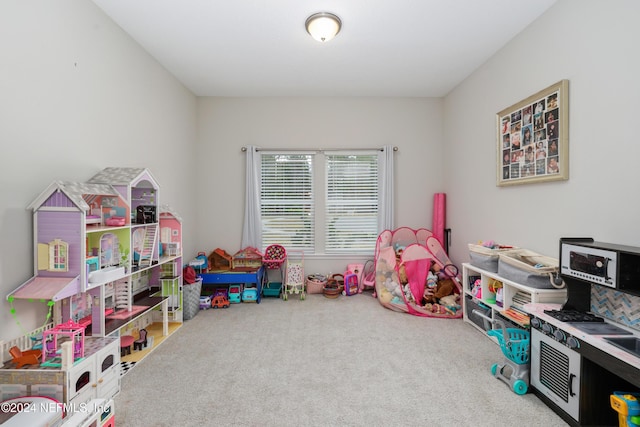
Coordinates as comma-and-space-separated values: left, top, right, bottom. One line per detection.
305, 12, 342, 42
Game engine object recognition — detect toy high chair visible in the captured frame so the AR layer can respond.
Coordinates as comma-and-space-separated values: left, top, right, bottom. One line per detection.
358, 260, 376, 295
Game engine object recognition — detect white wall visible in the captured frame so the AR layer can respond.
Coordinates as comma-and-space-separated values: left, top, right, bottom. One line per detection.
196, 97, 444, 273
443, 0, 640, 266
0, 1, 198, 341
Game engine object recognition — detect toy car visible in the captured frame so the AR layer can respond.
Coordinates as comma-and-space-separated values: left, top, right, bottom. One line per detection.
242, 287, 258, 303
228, 284, 242, 303
213, 288, 229, 299
199, 295, 211, 310
211, 295, 230, 309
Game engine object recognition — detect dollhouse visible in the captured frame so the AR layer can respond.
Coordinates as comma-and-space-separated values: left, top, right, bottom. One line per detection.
232, 247, 263, 270
208, 248, 233, 271
2, 167, 184, 410
156, 207, 184, 322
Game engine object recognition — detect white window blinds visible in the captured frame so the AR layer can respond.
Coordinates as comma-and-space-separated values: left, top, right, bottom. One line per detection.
256, 148, 391, 255
261, 154, 315, 250
325, 153, 379, 253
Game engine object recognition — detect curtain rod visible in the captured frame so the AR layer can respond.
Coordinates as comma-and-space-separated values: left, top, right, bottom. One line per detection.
241, 146, 398, 152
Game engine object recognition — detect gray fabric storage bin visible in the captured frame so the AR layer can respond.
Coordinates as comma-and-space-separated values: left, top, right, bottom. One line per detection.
469, 251, 500, 272
468, 244, 517, 273
497, 250, 558, 289
183, 277, 202, 320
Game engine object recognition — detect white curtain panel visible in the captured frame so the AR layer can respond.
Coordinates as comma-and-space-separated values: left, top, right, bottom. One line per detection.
378, 145, 395, 231
241, 146, 262, 249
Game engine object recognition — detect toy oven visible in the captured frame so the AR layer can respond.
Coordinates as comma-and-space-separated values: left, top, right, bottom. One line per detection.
531, 327, 581, 422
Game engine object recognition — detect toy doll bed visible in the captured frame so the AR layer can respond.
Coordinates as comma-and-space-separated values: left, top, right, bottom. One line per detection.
374, 227, 462, 318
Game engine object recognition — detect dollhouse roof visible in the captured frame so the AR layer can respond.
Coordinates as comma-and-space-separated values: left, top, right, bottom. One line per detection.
159, 205, 182, 222
27, 181, 122, 212
8, 276, 81, 302
233, 247, 263, 259
88, 167, 159, 189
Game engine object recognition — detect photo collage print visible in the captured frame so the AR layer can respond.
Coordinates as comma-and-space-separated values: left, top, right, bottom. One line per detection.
500, 89, 560, 181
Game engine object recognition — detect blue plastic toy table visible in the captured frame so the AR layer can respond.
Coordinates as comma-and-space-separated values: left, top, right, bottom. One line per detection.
199, 266, 265, 304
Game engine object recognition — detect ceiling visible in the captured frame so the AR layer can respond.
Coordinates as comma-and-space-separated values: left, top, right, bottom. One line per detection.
91, 0, 557, 97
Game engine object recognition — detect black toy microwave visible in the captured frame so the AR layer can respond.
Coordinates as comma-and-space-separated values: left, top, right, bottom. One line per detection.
560, 237, 640, 296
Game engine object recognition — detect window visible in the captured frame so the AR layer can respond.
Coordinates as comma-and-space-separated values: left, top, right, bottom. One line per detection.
260, 151, 380, 255
48, 239, 68, 272
261, 154, 314, 250
325, 153, 379, 253
100, 233, 120, 267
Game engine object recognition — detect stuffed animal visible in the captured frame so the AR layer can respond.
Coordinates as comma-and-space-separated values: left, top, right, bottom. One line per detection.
403, 283, 414, 303
426, 269, 438, 289
435, 279, 456, 298
431, 261, 451, 281
394, 244, 406, 262
376, 257, 403, 302
423, 278, 457, 304
424, 302, 447, 314
398, 263, 408, 284
378, 286, 393, 304
439, 294, 461, 314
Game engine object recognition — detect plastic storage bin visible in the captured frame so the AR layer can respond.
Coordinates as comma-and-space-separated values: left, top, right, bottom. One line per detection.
183, 277, 202, 321
262, 282, 282, 297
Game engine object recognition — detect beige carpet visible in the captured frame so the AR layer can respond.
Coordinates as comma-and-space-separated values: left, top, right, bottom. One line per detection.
115, 293, 568, 426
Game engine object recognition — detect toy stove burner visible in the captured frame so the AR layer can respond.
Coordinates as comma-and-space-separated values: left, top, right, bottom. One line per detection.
543, 309, 604, 323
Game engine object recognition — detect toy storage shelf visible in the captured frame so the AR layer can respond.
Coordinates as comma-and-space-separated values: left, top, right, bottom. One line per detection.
200, 266, 265, 304
462, 263, 567, 333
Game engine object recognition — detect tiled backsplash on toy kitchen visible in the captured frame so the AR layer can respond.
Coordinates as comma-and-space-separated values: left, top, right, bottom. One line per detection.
592, 285, 640, 332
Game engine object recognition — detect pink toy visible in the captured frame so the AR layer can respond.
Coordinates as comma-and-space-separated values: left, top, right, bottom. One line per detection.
346, 263, 364, 285
105, 216, 126, 226
358, 260, 376, 295
472, 279, 482, 299
342, 273, 359, 296
42, 319, 85, 363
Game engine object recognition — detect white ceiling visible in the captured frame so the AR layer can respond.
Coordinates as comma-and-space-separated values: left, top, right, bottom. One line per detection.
91, 0, 557, 97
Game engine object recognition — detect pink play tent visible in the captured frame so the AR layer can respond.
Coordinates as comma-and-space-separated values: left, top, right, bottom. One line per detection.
374, 227, 462, 318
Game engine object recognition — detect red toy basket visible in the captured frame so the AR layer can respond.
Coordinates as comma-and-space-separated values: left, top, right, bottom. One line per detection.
263, 244, 287, 269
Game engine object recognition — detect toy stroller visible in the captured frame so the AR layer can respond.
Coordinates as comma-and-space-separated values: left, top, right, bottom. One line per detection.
283, 250, 304, 301
473, 310, 530, 395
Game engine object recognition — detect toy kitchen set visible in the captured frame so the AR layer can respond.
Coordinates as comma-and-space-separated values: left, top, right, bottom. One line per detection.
524, 238, 640, 426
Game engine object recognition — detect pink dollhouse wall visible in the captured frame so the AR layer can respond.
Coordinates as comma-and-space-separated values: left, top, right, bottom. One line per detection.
161, 217, 181, 243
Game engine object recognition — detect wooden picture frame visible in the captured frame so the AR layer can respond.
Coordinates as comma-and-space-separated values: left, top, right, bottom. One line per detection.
497, 79, 569, 186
